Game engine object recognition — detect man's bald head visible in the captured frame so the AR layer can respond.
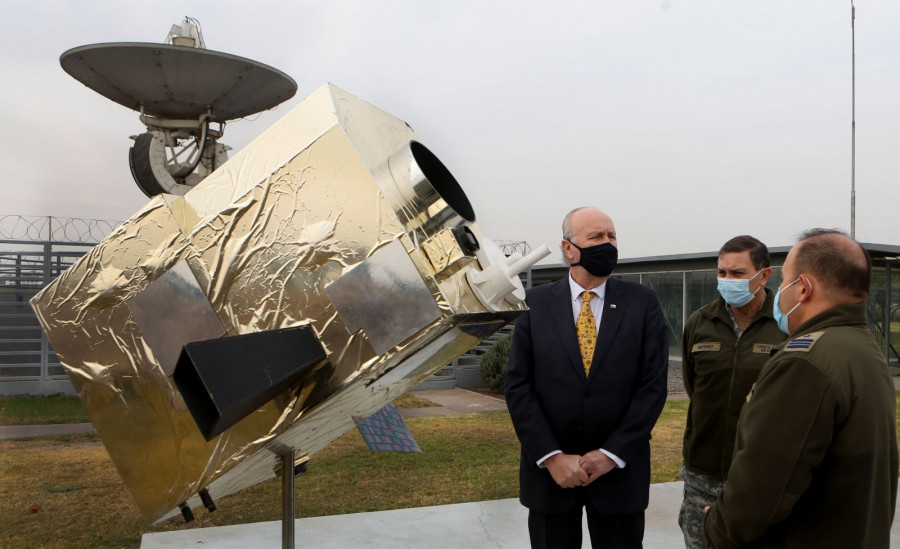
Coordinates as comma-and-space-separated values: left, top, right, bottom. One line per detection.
562, 207, 613, 242
793, 229, 871, 301
560, 207, 617, 267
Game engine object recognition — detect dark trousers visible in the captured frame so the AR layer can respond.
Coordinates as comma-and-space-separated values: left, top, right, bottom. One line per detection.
527, 491, 645, 549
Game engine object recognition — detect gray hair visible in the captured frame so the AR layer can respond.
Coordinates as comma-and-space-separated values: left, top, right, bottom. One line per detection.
562, 207, 590, 242
560, 207, 590, 265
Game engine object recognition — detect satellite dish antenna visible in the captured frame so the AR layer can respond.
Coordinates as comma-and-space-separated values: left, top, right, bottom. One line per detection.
60, 17, 298, 197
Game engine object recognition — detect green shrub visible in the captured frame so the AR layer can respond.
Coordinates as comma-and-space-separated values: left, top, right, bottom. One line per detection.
480, 331, 513, 392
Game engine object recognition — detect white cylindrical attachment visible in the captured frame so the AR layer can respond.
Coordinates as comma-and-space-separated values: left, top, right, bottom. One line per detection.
506, 244, 551, 277
466, 243, 552, 312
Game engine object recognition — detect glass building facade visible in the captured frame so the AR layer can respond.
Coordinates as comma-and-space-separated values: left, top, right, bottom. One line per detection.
615, 268, 783, 359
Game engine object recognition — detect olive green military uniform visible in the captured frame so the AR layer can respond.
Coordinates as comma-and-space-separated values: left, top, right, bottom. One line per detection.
679, 289, 785, 548
705, 303, 899, 548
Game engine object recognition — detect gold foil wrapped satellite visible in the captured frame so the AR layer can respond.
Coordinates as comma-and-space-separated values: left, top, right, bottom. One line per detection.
31, 83, 549, 523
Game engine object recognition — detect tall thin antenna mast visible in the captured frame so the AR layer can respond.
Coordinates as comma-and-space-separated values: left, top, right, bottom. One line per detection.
851, 1, 856, 238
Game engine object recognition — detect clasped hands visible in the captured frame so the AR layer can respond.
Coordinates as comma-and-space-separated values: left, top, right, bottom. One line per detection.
545, 450, 616, 489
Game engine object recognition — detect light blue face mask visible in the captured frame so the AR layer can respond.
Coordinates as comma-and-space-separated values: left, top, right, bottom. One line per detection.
716, 270, 764, 307
773, 277, 802, 334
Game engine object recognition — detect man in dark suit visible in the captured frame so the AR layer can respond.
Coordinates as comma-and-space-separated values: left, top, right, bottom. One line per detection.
505, 207, 669, 548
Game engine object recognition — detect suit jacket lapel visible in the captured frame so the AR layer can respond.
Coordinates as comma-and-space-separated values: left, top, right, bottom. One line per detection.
549, 278, 585, 378
588, 277, 625, 382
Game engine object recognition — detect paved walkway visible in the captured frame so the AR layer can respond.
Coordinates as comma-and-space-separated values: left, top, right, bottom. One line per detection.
141, 482, 688, 548
0, 422, 94, 440
139, 482, 900, 548
401, 388, 509, 417
0, 388, 689, 439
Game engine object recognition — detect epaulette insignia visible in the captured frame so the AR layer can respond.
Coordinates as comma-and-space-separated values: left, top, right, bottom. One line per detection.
783, 331, 826, 352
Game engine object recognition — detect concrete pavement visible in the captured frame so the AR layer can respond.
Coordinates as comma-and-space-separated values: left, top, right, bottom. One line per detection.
0, 387, 682, 439
0, 422, 94, 439
400, 388, 509, 417
136, 483, 900, 548
140, 482, 687, 548
0, 388, 512, 439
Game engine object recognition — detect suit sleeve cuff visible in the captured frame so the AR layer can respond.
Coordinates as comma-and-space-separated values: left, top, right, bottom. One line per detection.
536, 450, 562, 468
600, 449, 626, 468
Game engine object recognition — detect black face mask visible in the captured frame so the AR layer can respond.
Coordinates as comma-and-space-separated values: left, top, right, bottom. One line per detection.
568, 241, 618, 278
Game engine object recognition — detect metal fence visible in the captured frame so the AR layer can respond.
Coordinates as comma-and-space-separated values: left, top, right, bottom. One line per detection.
0, 216, 120, 395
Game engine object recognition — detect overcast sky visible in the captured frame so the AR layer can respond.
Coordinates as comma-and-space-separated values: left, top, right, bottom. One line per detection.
1, 1, 897, 261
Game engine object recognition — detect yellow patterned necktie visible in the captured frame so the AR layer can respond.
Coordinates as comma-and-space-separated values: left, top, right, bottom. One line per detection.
577, 291, 597, 376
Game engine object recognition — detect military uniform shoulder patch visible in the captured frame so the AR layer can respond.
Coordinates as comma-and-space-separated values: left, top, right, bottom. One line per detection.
783, 331, 826, 352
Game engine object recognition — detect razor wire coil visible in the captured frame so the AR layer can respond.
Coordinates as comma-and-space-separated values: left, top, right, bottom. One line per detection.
494, 240, 532, 257
0, 215, 122, 244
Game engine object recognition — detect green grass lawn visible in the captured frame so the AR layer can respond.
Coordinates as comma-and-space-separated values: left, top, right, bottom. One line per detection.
0, 411, 523, 549
0, 395, 89, 426
0, 401, 687, 549
0, 393, 893, 548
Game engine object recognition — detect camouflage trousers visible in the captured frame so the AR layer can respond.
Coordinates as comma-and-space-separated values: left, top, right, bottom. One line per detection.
678, 465, 723, 549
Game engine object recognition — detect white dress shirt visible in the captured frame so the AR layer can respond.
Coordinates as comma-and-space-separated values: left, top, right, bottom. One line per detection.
569, 274, 606, 330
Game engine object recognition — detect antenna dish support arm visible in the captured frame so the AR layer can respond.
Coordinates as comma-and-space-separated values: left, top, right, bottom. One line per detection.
140, 108, 213, 131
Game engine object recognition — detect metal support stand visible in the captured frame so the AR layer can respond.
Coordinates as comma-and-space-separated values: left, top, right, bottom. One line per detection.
280, 448, 295, 549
